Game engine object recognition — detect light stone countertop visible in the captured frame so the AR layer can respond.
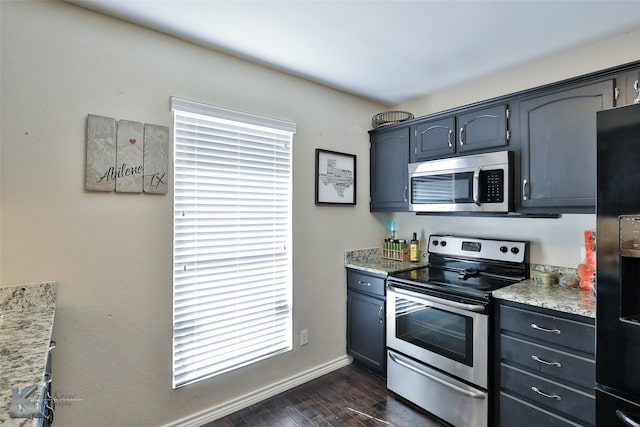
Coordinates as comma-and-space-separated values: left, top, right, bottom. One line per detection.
346, 248, 595, 319
344, 248, 428, 275
0, 282, 56, 426
493, 279, 595, 318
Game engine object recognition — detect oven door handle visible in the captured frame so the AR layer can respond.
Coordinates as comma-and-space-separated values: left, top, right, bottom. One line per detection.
388, 284, 486, 313
389, 352, 486, 399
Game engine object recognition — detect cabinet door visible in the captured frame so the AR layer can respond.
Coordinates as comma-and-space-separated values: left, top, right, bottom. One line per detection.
410, 117, 456, 161
458, 104, 509, 153
370, 126, 410, 212
347, 291, 385, 373
519, 79, 614, 211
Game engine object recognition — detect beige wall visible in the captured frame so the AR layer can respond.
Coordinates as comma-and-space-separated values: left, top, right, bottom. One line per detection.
2, 2, 639, 426
0, 2, 385, 426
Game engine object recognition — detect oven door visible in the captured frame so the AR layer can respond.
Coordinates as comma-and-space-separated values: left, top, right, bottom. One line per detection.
386, 283, 489, 388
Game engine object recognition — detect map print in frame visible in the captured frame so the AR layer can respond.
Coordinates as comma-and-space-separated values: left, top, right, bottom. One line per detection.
315, 149, 356, 205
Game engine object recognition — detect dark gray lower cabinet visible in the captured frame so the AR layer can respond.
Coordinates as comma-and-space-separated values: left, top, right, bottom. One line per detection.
346, 268, 385, 375
497, 301, 595, 426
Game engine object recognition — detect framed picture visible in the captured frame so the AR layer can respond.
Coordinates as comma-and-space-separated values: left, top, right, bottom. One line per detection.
315, 149, 356, 205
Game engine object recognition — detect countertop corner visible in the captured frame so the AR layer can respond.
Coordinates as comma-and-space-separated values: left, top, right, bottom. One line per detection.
0, 281, 57, 426
345, 248, 428, 275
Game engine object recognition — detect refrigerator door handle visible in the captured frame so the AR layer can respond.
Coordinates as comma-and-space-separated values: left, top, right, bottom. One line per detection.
616, 410, 640, 427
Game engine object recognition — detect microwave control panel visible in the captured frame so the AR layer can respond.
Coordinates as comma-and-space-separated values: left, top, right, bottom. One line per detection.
480, 169, 504, 203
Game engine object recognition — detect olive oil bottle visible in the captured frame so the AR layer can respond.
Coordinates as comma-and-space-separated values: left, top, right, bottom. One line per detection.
410, 232, 420, 262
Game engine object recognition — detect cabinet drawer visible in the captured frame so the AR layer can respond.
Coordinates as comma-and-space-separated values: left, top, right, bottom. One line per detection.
500, 392, 585, 427
501, 364, 594, 426
347, 269, 385, 297
501, 334, 595, 389
500, 305, 595, 354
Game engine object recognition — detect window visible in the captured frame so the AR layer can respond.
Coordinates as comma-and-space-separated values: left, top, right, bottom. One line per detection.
171, 97, 296, 388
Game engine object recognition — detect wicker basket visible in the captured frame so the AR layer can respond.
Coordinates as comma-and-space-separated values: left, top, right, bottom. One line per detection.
372, 111, 414, 129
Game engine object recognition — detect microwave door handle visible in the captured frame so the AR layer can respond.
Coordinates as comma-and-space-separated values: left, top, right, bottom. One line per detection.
473, 168, 481, 206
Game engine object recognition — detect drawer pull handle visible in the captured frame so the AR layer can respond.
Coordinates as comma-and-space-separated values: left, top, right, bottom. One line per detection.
531, 323, 561, 334
531, 355, 562, 367
531, 386, 562, 400
358, 281, 371, 287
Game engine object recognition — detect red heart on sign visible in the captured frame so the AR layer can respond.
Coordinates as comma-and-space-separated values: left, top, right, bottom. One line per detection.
129, 138, 136, 144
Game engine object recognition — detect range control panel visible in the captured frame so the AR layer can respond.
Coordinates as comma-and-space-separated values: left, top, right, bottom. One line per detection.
428, 235, 527, 263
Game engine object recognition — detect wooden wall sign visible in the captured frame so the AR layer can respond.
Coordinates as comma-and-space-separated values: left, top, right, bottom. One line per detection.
115, 120, 144, 193
86, 114, 117, 191
85, 114, 168, 194
143, 124, 169, 194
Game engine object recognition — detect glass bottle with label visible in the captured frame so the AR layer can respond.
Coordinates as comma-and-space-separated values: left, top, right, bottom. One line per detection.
410, 232, 420, 262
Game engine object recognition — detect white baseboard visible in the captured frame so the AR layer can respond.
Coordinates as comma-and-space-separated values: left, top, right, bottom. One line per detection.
164, 355, 353, 427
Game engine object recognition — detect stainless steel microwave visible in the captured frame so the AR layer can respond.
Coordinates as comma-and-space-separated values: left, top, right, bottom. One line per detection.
408, 150, 513, 213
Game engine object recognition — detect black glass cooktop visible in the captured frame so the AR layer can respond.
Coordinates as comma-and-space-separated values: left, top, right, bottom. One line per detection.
391, 267, 515, 292
389, 254, 528, 299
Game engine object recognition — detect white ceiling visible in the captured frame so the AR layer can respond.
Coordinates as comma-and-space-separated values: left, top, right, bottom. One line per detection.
71, 0, 640, 106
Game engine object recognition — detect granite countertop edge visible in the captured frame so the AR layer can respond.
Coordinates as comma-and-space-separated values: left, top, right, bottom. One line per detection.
0, 282, 57, 426
345, 248, 595, 319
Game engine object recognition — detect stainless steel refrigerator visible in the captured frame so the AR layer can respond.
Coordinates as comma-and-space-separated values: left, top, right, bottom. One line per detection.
596, 102, 640, 425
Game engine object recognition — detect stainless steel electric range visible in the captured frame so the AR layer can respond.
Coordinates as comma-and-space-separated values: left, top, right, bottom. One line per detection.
386, 234, 529, 427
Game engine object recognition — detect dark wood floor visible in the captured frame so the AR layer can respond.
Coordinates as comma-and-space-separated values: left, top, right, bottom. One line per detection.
207, 363, 449, 426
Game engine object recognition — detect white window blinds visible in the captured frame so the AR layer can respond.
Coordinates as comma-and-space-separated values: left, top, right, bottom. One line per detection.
171, 97, 295, 388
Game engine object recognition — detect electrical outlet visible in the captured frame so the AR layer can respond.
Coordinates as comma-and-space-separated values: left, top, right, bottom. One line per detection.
300, 329, 309, 346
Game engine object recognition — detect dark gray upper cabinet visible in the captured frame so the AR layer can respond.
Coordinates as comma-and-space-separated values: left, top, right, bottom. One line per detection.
410, 104, 509, 162
517, 79, 615, 212
458, 104, 509, 153
368, 61, 640, 214
410, 116, 455, 161
370, 126, 410, 212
